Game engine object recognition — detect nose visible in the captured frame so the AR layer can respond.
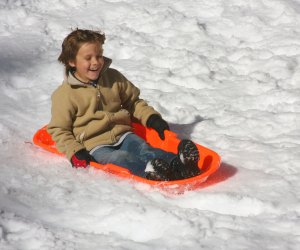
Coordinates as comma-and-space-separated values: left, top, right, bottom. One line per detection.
92, 57, 104, 67
91, 57, 98, 65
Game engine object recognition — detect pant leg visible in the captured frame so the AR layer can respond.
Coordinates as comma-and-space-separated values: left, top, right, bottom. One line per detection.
91, 145, 146, 177
91, 133, 177, 177
119, 133, 176, 165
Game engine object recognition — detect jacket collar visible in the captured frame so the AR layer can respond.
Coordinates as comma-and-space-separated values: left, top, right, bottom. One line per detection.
65, 56, 112, 87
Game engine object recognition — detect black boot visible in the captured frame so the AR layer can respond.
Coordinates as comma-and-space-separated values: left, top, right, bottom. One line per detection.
145, 158, 173, 181
169, 157, 187, 180
169, 157, 200, 180
176, 140, 201, 178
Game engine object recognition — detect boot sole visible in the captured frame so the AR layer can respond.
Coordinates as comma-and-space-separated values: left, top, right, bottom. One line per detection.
178, 140, 200, 167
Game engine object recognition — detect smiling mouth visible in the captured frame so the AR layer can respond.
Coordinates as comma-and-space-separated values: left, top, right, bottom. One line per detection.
89, 68, 99, 72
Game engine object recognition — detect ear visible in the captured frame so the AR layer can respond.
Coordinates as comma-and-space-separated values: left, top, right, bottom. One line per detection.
68, 60, 76, 67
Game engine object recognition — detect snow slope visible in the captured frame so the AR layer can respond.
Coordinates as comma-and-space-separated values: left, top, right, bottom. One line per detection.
0, 0, 299, 249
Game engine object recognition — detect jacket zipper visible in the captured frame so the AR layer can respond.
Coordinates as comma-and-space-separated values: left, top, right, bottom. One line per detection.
96, 83, 101, 110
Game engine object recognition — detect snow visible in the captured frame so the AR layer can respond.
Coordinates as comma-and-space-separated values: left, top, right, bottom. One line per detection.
0, 0, 299, 249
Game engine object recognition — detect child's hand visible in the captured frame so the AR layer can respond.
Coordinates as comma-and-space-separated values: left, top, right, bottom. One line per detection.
146, 114, 170, 140
71, 149, 95, 168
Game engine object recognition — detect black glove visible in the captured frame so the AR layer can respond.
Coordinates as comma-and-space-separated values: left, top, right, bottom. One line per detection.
70, 149, 95, 168
146, 114, 170, 140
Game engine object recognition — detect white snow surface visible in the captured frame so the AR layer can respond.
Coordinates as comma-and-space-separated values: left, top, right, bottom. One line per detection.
0, 0, 300, 249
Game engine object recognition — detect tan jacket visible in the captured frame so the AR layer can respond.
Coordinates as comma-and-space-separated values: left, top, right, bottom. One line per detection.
47, 57, 160, 160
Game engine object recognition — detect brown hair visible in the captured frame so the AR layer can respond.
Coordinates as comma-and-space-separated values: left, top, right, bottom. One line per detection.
58, 28, 106, 74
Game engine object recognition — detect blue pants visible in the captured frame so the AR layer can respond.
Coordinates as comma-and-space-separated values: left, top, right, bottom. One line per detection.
90, 133, 176, 177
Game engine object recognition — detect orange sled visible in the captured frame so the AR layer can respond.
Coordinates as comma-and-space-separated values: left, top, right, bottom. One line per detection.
33, 123, 221, 192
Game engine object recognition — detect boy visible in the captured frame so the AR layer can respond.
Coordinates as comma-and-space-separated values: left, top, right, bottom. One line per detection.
47, 28, 200, 181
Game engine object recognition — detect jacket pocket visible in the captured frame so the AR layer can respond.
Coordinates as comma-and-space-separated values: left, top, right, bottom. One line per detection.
80, 116, 110, 142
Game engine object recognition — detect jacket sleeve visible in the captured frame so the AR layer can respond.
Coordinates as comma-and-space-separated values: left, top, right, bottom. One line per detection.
117, 72, 161, 126
47, 87, 85, 160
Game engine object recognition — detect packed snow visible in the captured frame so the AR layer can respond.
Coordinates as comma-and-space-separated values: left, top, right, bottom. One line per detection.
1, 0, 300, 249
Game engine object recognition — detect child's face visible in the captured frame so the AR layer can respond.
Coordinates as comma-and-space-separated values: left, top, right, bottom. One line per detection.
69, 42, 104, 82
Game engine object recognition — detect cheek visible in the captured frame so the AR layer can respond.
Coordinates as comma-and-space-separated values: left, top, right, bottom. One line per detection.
78, 61, 90, 70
